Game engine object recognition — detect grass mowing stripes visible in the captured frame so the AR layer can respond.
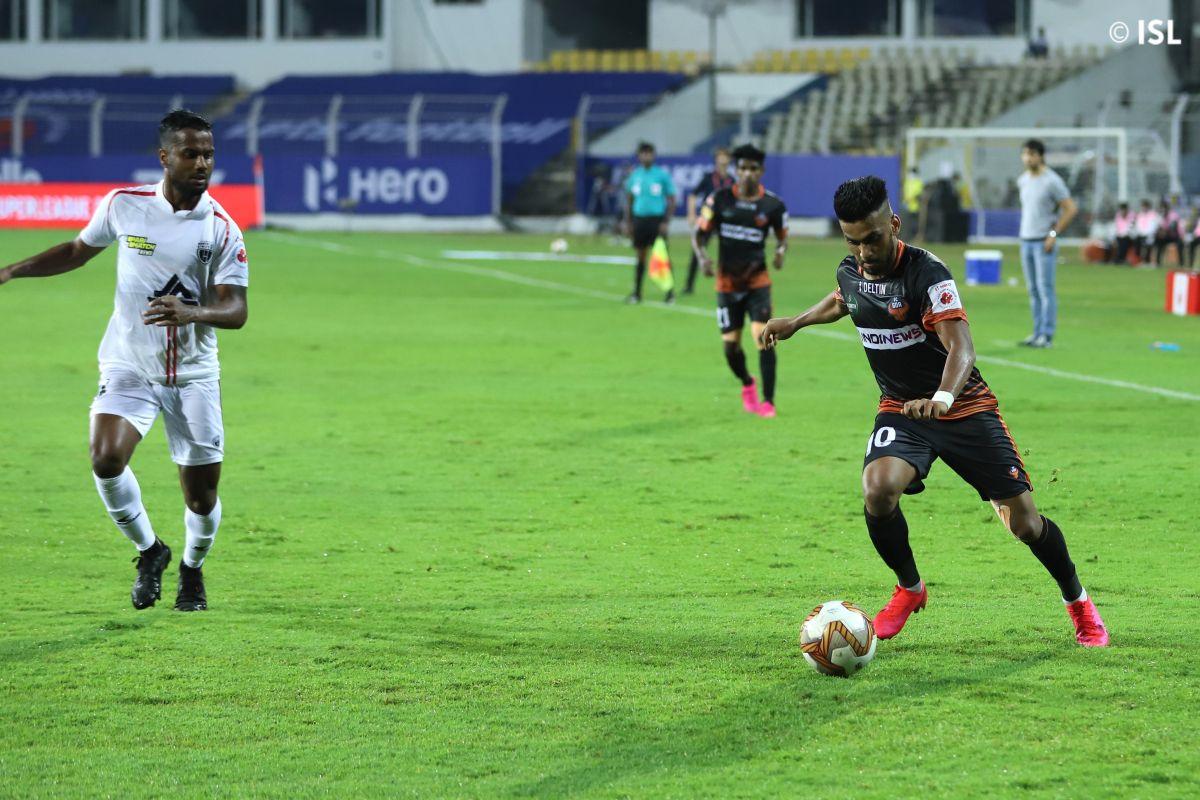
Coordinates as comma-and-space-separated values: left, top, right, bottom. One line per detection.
0, 229, 1198, 798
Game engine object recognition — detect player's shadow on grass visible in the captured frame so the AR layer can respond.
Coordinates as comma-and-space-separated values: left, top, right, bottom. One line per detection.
501, 626, 1058, 798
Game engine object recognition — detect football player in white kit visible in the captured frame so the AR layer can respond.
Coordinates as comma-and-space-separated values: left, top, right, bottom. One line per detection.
0, 110, 248, 611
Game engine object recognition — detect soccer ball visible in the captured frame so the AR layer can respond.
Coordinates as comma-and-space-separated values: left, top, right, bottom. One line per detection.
550, 238, 569, 254
799, 600, 877, 678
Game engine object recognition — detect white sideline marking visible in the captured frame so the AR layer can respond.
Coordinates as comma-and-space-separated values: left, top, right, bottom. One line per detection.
441, 249, 635, 266
263, 232, 1200, 403
972, 355, 1200, 402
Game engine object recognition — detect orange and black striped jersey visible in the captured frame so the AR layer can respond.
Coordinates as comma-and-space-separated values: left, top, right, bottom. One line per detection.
834, 241, 997, 420
696, 184, 788, 292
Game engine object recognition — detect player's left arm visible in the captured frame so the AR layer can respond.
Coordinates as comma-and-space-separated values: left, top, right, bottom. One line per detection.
145, 224, 249, 329
772, 205, 789, 270
903, 318, 975, 420
692, 195, 717, 275
144, 284, 247, 329
662, 188, 677, 236
1046, 179, 1077, 253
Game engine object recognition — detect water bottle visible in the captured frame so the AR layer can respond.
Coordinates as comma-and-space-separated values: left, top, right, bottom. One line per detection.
1151, 342, 1181, 352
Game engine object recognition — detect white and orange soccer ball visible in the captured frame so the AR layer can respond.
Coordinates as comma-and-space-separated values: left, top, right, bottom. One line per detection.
799, 600, 877, 678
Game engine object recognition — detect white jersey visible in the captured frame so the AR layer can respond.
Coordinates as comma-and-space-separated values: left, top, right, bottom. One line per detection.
79, 181, 249, 386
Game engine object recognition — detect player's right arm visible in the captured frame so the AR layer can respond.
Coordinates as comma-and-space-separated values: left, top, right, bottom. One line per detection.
691, 194, 716, 276
759, 290, 849, 349
0, 239, 105, 285
2, 187, 120, 286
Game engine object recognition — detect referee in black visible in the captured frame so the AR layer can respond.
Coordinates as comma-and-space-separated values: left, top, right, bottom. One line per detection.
684, 147, 733, 295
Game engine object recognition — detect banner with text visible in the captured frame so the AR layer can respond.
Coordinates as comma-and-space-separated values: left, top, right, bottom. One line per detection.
261, 155, 493, 216
0, 155, 262, 229
0, 182, 262, 229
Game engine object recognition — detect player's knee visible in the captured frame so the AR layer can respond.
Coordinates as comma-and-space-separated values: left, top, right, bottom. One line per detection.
90, 445, 127, 479
862, 481, 902, 517
1007, 513, 1042, 543
185, 492, 218, 516
722, 339, 742, 355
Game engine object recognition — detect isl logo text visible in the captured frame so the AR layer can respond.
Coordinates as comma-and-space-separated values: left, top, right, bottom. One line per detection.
1109, 19, 1182, 45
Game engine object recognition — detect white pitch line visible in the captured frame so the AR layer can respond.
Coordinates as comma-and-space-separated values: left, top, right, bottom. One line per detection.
263, 232, 1200, 403
441, 249, 635, 266
972, 354, 1200, 402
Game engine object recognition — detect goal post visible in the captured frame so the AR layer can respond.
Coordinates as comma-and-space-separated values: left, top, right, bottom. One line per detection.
904, 127, 1171, 243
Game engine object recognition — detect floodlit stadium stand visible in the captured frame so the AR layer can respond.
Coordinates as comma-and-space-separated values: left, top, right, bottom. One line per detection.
762, 47, 1103, 155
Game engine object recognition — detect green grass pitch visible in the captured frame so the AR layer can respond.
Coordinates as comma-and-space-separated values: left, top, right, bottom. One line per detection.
1, 228, 1198, 798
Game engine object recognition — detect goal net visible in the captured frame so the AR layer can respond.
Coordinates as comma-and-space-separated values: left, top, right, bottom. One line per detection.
904, 127, 1173, 242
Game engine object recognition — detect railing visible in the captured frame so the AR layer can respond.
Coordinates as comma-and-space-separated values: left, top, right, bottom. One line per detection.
4, 93, 195, 157
0, 91, 510, 214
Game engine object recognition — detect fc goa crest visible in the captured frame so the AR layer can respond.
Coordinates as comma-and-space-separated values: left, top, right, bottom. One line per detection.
196, 241, 213, 265
887, 296, 909, 321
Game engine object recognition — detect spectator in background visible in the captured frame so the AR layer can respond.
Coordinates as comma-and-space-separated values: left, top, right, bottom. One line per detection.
952, 171, 972, 209
1189, 208, 1200, 268
1134, 199, 1160, 265
902, 167, 925, 239
1017, 139, 1076, 348
1153, 199, 1183, 267
903, 167, 924, 214
684, 147, 733, 295
1027, 27, 1050, 59
585, 162, 621, 236
1111, 202, 1134, 264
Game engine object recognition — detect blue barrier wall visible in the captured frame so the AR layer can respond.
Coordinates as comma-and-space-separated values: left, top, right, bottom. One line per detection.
218, 72, 686, 203
262, 155, 493, 215
0, 154, 254, 184
0, 153, 490, 216
579, 153, 903, 219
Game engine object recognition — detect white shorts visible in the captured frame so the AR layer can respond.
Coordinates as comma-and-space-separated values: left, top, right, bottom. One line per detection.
90, 368, 224, 466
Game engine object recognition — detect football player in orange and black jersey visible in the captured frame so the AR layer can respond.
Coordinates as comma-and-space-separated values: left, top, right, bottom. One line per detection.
692, 143, 788, 418
759, 176, 1109, 647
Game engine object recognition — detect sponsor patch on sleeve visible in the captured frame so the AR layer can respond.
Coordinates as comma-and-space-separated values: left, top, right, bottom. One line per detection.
927, 279, 962, 313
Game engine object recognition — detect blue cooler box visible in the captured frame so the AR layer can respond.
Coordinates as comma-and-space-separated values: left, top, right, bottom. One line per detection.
964, 249, 1002, 285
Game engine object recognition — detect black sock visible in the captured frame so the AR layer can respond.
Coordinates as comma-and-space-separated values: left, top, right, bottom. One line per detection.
1027, 515, 1083, 601
758, 348, 777, 403
865, 505, 920, 588
685, 253, 699, 292
633, 257, 645, 296
723, 341, 753, 385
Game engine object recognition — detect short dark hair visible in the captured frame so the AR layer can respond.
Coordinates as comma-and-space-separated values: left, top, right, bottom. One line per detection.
731, 143, 765, 165
714, 146, 730, 157
1022, 139, 1045, 157
159, 109, 212, 147
637, 141, 655, 154
833, 175, 890, 222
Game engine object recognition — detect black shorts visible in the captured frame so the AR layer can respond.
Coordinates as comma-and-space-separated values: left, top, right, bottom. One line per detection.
631, 215, 664, 249
863, 410, 1032, 501
716, 286, 772, 333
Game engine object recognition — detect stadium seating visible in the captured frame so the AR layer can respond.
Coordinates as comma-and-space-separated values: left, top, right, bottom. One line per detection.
741, 47, 871, 75
760, 47, 1102, 155
532, 50, 709, 75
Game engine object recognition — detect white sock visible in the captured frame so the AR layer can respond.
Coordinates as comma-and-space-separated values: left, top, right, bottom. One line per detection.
93, 468, 157, 551
903, 579, 924, 593
184, 498, 221, 568
1063, 587, 1088, 604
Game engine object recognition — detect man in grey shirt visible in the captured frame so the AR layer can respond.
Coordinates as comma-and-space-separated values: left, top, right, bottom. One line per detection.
1017, 139, 1077, 348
